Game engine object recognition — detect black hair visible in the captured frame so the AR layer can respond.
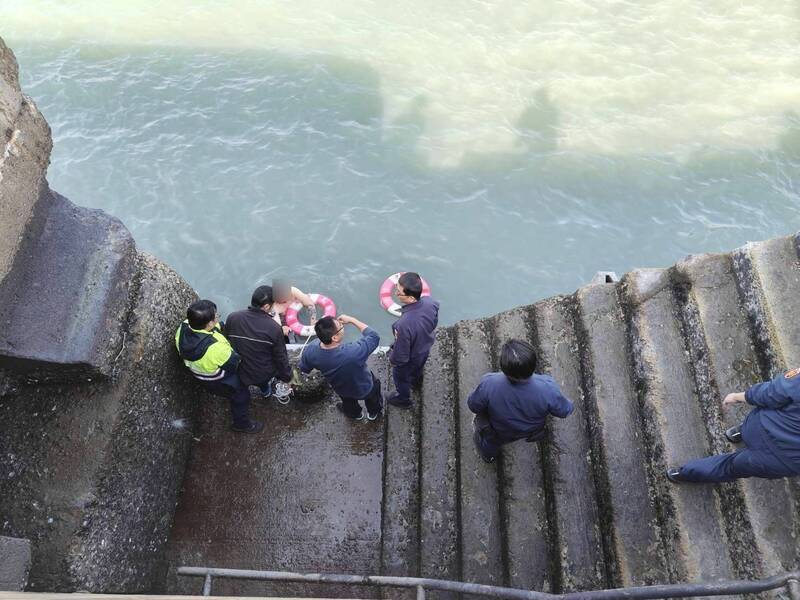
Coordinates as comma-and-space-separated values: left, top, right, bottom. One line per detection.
500, 339, 537, 381
272, 279, 291, 303
315, 316, 339, 344
188, 299, 217, 330
251, 285, 274, 308
398, 271, 423, 300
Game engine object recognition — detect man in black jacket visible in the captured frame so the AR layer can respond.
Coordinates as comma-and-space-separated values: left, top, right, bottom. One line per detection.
225, 285, 293, 403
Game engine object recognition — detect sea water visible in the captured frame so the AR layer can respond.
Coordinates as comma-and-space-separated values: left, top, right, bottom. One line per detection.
3, 1, 799, 339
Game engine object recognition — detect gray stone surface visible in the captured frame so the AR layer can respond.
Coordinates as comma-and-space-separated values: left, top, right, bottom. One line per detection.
418, 329, 459, 599
379, 350, 419, 600
0, 37, 52, 288
0, 191, 136, 379
161, 354, 388, 599
576, 283, 667, 587
454, 319, 503, 592
533, 297, 605, 593
491, 307, 551, 592
622, 268, 734, 584
0, 252, 198, 592
745, 236, 800, 370
0, 536, 31, 591
676, 252, 800, 576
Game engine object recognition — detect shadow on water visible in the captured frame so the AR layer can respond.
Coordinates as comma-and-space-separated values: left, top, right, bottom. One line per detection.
10, 40, 800, 341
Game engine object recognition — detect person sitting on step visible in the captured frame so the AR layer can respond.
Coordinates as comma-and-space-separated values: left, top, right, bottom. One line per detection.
667, 368, 800, 483
298, 314, 383, 421
175, 299, 263, 434
467, 339, 574, 463
224, 285, 293, 405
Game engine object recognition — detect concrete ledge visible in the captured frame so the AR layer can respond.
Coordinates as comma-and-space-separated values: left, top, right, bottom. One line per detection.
0, 537, 31, 591
0, 191, 135, 380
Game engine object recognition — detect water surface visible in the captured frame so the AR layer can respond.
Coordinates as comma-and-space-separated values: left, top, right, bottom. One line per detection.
3, 1, 800, 338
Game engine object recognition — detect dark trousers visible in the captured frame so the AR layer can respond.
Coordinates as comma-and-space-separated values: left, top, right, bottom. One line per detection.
340, 374, 383, 418
473, 413, 545, 460
392, 353, 429, 401
681, 414, 798, 482
203, 375, 251, 429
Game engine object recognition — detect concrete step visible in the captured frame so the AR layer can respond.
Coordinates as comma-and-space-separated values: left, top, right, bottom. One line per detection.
575, 283, 669, 586
0, 537, 31, 591
163, 353, 389, 599
490, 307, 552, 592
417, 329, 459, 599
621, 268, 734, 584
379, 349, 420, 599
732, 234, 800, 374
531, 297, 605, 592
0, 191, 136, 380
454, 319, 504, 592
675, 252, 800, 575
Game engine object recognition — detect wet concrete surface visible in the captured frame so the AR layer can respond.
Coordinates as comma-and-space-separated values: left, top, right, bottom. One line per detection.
162, 388, 385, 599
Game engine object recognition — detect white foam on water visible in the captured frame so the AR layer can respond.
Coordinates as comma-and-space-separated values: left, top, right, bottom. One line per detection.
3, 0, 800, 166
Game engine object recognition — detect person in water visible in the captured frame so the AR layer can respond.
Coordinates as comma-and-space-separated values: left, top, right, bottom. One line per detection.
387, 272, 440, 408
667, 369, 800, 483
175, 299, 263, 434
298, 314, 383, 421
467, 339, 574, 463
270, 279, 318, 340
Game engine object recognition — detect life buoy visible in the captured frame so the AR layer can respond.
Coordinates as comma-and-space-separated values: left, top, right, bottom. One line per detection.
285, 293, 337, 337
379, 273, 431, 317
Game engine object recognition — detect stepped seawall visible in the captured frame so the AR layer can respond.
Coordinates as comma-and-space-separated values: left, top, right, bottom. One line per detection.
1, 36, 798, 598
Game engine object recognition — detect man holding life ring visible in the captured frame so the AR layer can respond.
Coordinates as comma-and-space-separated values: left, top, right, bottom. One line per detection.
387, 272, 440, 409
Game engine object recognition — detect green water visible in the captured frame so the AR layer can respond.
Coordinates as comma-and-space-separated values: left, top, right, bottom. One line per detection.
3, 1, 800, 338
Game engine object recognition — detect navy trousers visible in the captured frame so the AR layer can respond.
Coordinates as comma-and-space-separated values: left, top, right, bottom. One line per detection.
339, 373, 383, 418
681, 414, 798, 483
203, 375, 252, 429
392, 353, 429, 402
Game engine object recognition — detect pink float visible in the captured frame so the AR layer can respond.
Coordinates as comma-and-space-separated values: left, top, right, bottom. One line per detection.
379, 272, 431, 317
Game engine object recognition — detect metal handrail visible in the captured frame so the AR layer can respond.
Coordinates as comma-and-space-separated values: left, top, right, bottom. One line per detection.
177, 566, 800, 600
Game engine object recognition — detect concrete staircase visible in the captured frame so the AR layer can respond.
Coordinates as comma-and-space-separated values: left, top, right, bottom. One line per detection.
165, 234, 800, 599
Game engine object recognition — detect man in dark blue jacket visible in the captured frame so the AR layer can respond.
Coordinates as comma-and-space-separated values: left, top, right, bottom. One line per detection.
668, 368, 800, 483
467, 339, 574, 463
299, 314, 383, 421
387, 272, 439, 408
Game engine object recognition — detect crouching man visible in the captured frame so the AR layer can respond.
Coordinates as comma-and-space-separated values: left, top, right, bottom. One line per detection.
175, 299, 263, 433
467, 339, 574, 463
668, 368, 800, 483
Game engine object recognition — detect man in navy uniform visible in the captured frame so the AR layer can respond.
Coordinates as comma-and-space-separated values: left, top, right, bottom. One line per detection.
467, 339, 574, 463
668, 368, 800, 483
387, 272, 439, 408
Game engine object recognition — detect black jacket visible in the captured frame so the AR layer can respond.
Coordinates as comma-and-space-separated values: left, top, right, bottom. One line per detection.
223, 306, 292, 386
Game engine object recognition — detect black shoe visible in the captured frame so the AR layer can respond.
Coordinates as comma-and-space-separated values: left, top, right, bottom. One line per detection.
387, 392, 412, 409
472, 430, 496, 464
666, 466, 686, 483
725, 425, 743, 444
367, 407, 383, 421
337, 403, 365, 421
231, 420, 264, 434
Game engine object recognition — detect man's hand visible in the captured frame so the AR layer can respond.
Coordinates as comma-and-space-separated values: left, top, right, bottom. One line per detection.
722, 392, 746, 408
338, 314, 355, 325
282, 325, 290, 337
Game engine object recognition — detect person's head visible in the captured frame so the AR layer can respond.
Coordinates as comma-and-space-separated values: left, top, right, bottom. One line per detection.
315, 315, 344, 345
272, 279, 292, 304
251, 285, 274, 310
187, 299, 218, 330
500, 339, 537, 382
397, 271, 423, 303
